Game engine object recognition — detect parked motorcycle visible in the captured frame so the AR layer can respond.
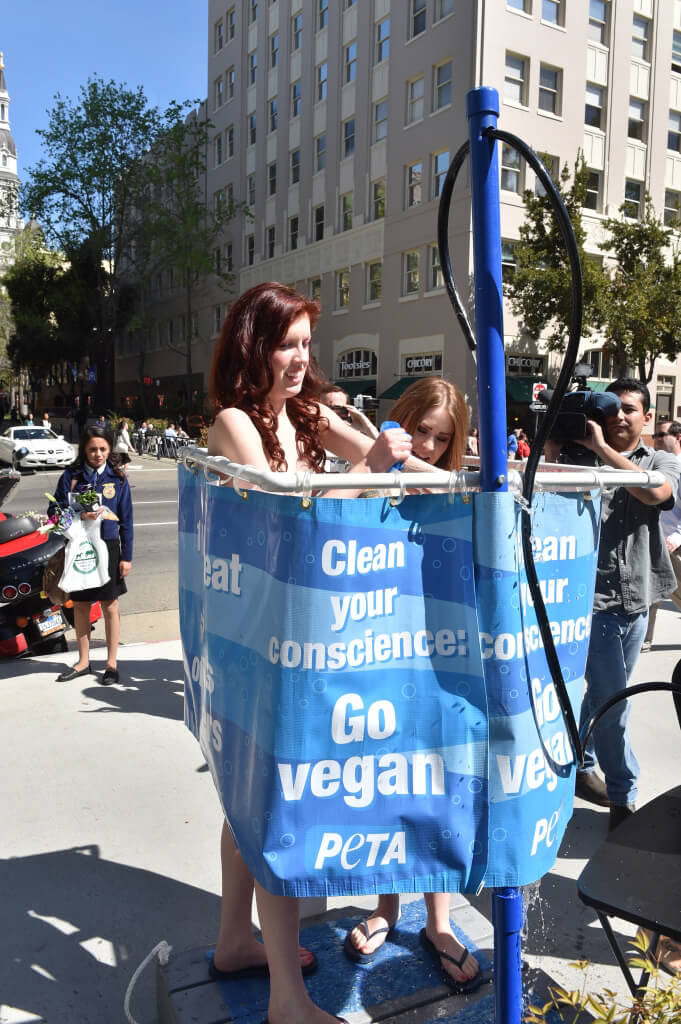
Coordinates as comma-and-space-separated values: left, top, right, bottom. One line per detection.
0, 465, 102, 657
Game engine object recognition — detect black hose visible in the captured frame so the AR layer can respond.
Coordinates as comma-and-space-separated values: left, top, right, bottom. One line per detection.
437, 129, 584, 776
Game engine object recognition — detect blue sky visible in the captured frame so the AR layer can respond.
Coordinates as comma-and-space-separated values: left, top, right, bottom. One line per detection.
2, 0, 207, 178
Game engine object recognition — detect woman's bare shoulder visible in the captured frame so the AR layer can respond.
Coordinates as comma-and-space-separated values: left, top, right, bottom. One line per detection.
208, 407, 264, 463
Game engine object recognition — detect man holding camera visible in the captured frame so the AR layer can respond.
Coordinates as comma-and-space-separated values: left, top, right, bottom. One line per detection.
563, 379, 680, 830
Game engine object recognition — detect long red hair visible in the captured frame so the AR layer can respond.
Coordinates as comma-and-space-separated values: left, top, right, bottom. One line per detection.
209, 282, 328, 470
389, 378, 468, 470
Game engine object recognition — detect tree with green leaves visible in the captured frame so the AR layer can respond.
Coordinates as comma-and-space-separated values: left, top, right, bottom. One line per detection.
129, 109, 245, 412
506, 155, 681, 383
21, 77, 189, 408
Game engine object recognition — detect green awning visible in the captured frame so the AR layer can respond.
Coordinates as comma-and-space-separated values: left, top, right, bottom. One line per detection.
506, 376, 549, 403
334, 379, 376, 398
587, 379, 610, 392
379, 376, 428, 400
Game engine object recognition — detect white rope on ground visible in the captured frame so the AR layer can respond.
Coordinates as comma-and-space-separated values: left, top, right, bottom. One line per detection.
123, 940, 173, 1024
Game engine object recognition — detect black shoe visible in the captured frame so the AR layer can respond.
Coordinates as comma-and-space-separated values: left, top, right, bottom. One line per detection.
102, 667, 119, 686
56, 664, 92, 682
608, 803, 636, 832
575, 771, 610, 807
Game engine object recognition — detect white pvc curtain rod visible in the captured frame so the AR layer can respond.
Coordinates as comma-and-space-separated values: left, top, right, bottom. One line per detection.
179, 448, 665, 495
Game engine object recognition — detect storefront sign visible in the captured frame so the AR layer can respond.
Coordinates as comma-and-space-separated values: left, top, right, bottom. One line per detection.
403, 354, 442, 375
508, 355, 544, 375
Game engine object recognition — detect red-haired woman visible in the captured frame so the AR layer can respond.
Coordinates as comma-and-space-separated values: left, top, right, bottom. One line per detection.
206, 282, 418, 1024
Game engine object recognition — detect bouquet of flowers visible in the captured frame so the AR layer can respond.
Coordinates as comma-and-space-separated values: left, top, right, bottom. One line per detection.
40, 495, 74, 535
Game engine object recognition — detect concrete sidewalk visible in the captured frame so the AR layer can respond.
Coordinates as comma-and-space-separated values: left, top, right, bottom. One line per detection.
1, 603, 680, 1024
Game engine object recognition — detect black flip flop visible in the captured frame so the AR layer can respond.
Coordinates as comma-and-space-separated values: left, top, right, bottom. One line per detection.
208, 948, 318, 980
419, 928, 483, 995
343, 917, 395, 964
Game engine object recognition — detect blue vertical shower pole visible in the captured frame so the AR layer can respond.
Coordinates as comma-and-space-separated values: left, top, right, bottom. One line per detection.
466, 86, 524, 1024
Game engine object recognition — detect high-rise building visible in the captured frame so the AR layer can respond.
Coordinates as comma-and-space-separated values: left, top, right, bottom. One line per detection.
121, 1, 681, 426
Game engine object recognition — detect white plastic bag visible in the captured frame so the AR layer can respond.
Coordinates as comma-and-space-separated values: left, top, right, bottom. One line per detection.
59, 515, 110, 592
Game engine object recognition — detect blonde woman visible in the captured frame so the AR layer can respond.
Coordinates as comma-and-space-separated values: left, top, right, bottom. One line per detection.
343, 377, 482, 996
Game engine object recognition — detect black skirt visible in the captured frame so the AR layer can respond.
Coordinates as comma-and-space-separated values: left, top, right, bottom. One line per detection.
70, 538, 128, 603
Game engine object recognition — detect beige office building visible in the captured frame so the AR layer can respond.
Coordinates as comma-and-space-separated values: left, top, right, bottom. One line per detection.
117, 0, 681, 427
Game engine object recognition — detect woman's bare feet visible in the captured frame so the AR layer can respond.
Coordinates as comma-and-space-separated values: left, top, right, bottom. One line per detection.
424, 923, 479, 985
345, 894, 400, 959
213, 935, 315, 974
265, 993, 346, 1024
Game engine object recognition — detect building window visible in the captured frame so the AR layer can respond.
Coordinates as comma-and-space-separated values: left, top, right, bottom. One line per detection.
585, 83, 604, 129
315, 134, 326, 171
246, 234, 255, 265
375, 17, 390, 63
372, 179, 386, 220
225, 242, 233, 273
248, 113, 257, 145
673, 30, 681, 74
632, 15, 650, 61
317, 61, 328, 101
428, 244, 443, 290
407, 76, 425, 124
341, 192, 353, 231
214, 77, 224, 110
226, 183, 234, 205
227, 67, 235, 100
542, 0, 562, 25
214, 134, 223, 166
664, 189, 681, 226
624, 179, 643, 219
270, 32, 279, 68
319, 0, 328, 30
406, 161, 423, 207
336, 270, 350, 309
266, 225, 276, 259
290, 149, 300, 184
314, 204, 324, 241
588, 0, 607, 44
505, 53, 527, 105
507, 0, 529, 10
403, 251, 420, 295
433, 60, 452, 111
432, 150, 450, 198
367, 261, 382, 303
628, 98, 646, 141
668, 110, 681, 152
227, 7, 235, 39
310, 277, 322, 302
289, 216, 299, 251
269, 97, 278, 132
410, 0, 426, 38
435, 0, 454, 21
227, 124, 234, 158
268, 161, 277, 195
214, 19, 224, 52
291, 80, 301, 117
292, 11, 302, 49
501, 241, 517, 283
343, 118, 355, 157
539, 65, 561, 115
247, 173, 256, 207
214, 305, 222, 334
374, 99, 388, 142
344, 41, 357, 83
501, 144, 522, 193
535, 154, 559, 196
249, 0, 258, 23
248, 51, 257, 85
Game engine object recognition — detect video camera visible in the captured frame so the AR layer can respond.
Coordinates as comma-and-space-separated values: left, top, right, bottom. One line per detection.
535, 362, 621, 463
353, 394, 380, 412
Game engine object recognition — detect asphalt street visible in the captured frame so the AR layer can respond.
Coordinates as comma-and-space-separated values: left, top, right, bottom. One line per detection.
2, 454, 181, 616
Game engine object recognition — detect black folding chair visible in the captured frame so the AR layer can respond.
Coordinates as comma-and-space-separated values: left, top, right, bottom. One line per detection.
577, 660, 681, 998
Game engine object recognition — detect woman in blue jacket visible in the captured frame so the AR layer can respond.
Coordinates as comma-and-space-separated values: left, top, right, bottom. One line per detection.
50, 426, 134, 684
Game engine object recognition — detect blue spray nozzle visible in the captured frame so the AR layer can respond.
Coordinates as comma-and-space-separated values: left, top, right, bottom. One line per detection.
380, 421, 403, 471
